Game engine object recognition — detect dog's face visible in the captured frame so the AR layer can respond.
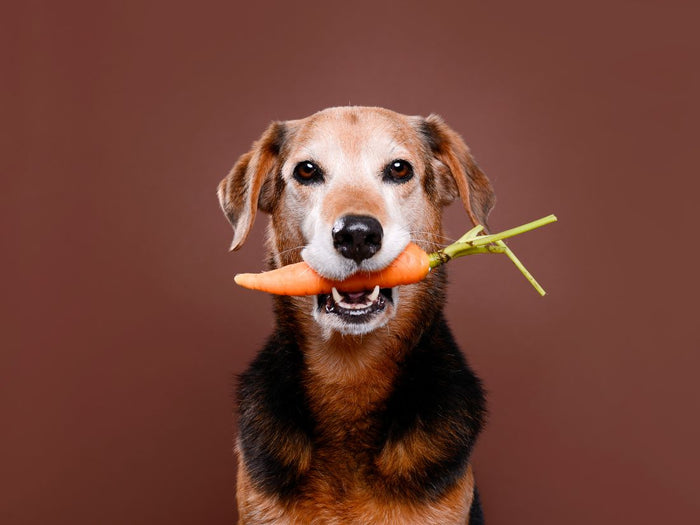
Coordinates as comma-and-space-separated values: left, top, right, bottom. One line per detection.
219, 107, 494, 336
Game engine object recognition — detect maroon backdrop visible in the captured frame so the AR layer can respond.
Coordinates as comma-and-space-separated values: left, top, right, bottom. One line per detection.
3, 1, 699, 523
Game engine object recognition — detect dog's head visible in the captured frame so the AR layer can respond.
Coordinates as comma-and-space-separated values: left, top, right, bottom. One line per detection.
218, 107, 494, 337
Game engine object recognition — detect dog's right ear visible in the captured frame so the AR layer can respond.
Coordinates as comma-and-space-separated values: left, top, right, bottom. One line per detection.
217, 121, 286, 251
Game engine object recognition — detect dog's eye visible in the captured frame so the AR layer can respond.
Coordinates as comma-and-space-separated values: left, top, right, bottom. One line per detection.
293, 161, 323, 184
384, 160, 413, 183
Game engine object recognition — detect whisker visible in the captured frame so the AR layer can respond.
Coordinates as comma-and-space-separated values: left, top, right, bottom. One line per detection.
410, 239, 451, 250
408, 230, 458, 243
276, 245, 306, 257
409, 235, 450, 244
299, 265, 316, 277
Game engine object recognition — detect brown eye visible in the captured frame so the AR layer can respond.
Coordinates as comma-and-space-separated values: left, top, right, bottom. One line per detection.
293, 161, 323, 184
384, 159, 414, 183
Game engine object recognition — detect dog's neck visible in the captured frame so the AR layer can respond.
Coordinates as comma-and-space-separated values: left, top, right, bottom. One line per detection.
272, 272, 447, 424
305, 329, 405, 419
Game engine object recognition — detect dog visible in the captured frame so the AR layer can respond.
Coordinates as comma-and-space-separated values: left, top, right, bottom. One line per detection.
218, 106, 495, 524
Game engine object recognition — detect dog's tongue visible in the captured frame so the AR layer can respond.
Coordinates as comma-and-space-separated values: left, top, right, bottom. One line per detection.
342, 290, 369, 304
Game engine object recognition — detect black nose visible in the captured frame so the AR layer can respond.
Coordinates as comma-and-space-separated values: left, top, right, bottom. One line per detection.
332, 215, 383, 264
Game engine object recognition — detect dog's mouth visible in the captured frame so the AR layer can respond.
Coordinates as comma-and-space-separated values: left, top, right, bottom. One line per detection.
316, 285, 394, 323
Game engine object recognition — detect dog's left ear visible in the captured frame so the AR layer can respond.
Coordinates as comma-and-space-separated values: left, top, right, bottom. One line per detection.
418, 114, 496, 229
217, 121, 286, 251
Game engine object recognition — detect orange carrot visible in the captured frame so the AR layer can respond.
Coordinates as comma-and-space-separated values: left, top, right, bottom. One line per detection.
234, 242, 430, 296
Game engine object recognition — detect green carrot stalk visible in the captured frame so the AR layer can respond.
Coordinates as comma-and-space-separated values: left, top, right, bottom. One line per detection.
428, 214, 557, 296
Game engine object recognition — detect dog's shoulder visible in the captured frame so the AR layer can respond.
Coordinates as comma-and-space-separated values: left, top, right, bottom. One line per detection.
237, 324, 315, 497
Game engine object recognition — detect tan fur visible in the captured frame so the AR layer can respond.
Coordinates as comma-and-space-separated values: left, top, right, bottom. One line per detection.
376, 426, 453, 477
320, 183, 388, 226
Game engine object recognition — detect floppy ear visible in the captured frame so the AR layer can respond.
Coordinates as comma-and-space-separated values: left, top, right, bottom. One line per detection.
420, 114, 496, 229
217, 121, 286, 251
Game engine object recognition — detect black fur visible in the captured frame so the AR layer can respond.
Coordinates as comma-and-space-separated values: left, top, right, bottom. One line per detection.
419, 119, 442, 153
266, 121, 286, 156
469, 485, 485, 525
236, 296, 486, 507
236, 306, 315, 497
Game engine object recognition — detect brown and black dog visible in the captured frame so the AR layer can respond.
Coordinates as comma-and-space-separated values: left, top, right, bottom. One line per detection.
218, 107, 495, 524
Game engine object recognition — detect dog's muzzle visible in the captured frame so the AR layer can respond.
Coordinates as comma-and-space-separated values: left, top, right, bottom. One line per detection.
313, 215, 398, 334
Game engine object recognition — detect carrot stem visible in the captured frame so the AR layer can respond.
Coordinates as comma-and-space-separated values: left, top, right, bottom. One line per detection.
496, 240, 547, 296
456, 224, 484, 243
428, 214, 557, 295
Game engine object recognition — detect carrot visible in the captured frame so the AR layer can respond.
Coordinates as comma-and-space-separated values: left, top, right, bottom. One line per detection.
234, 242, 430, 296
234, 215, 557, 297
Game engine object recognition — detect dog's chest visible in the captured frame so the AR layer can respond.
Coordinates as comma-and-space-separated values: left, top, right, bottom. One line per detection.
289, 357, 402, 498
305, 380, 391, 478
239, 455, 475, 525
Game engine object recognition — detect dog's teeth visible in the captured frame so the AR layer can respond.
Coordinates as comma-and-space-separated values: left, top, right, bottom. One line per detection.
330, 285, 383, 311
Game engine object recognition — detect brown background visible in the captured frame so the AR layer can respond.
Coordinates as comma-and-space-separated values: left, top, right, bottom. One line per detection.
3, 1, 699, 523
